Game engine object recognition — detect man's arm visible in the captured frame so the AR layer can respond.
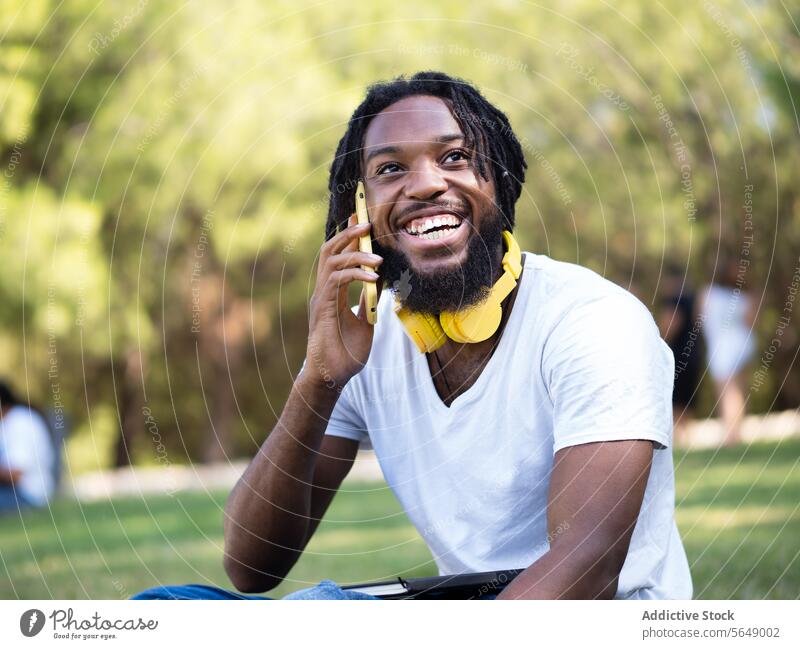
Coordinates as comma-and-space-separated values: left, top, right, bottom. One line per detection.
223, 378, 359, 593
497, 439, 653, 599
224, 212, 382, 593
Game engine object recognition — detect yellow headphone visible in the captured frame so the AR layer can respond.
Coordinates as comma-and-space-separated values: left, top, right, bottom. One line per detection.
393, 230, 523, 353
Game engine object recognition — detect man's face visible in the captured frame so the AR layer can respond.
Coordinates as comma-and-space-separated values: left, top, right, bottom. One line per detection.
361, 95, 504, 315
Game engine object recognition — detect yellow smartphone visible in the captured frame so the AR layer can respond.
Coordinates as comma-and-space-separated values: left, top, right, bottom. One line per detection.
355, 180, 378, 325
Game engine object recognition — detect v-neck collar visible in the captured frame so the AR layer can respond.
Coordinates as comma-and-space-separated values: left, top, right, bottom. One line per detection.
415, 253, 527, 414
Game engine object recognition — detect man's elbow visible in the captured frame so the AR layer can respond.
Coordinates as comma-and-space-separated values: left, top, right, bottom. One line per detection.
591, 543, 630, 599
223, 553, 283, 594
222, 503, 284, 593
593, 568, 620, 599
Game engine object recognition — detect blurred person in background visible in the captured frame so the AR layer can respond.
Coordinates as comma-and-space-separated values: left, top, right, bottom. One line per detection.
657, 267, 703, 447
0, 381, 56, 514
699, 258, 757, 447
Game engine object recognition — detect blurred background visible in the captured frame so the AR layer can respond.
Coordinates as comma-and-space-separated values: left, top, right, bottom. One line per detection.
0, 0, 798, 599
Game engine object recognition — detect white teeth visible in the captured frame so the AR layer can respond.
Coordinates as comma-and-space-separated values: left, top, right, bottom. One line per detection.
413, 227, 459, 240
403, 215, 463, 237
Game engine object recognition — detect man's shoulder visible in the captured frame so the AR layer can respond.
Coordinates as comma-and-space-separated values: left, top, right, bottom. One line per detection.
524, 254, 663, 363
524, 252, 638, 312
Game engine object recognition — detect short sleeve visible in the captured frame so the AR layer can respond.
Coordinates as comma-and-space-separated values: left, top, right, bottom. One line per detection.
298, 357, 371, 449
1, 410, 53, 472
542, 291, 673, 453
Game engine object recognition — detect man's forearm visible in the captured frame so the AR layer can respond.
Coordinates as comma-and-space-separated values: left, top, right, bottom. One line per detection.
223, 375, 341, 592
496, 541, 620, 600
500, 441, 651, 599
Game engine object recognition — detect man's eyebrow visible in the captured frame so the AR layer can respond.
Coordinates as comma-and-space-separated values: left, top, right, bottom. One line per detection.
435, 133, 465, 144
363, 133, 465, 165
364, 145, 400, 166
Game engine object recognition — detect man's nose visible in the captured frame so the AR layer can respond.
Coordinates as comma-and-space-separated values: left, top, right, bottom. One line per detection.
403, 161, 448, 200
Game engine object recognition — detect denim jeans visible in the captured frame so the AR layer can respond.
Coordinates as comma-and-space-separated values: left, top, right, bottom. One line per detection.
130, 580, 379, 600
0, 486, 34, 514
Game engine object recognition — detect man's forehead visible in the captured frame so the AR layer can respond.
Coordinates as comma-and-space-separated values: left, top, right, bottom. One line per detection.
362, 95, 464, 153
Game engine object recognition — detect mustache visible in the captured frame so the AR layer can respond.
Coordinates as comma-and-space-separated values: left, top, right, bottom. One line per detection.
393, 200, 470, 222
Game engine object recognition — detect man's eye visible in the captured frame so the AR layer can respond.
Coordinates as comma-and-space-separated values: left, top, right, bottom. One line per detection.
376, 163, 401, 175
443, 149, 471, 164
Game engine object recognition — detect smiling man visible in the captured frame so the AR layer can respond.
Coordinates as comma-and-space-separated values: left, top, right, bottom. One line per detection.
133, 71, 692, 601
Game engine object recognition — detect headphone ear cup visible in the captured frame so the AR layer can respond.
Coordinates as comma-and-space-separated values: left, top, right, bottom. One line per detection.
439, 297, 503, 344
394, 302, 448, 353
393, 230, 521, 352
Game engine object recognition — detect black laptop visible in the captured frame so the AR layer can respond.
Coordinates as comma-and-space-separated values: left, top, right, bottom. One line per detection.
341, 569, 524, 600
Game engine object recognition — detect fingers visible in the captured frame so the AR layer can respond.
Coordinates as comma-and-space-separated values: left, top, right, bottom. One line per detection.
316, 212, 381, 315
344, 212, 359, 253
326, 267, 380, 285
323, 211, 382, 283
328, 250, 383, 273
341, 213, 357, 255
322, 212, 371, 259
326, 267, 379, 311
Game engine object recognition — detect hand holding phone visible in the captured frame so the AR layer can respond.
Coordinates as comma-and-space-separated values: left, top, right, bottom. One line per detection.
304, 187, 383, 389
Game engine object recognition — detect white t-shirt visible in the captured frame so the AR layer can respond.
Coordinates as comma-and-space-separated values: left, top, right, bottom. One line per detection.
301, 252, 693, 599
0, 405, 56, 505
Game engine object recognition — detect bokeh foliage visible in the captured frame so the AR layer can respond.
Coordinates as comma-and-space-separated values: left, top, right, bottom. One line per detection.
0, 1, 798, 470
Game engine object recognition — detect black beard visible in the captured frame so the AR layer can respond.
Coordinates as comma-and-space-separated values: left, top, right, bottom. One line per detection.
373, 209, 505, 315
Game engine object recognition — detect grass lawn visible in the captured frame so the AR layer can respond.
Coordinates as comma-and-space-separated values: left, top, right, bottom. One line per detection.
1, 438, 798, 599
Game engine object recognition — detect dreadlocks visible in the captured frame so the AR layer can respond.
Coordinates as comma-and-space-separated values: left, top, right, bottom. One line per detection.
324, 70, 527, 242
